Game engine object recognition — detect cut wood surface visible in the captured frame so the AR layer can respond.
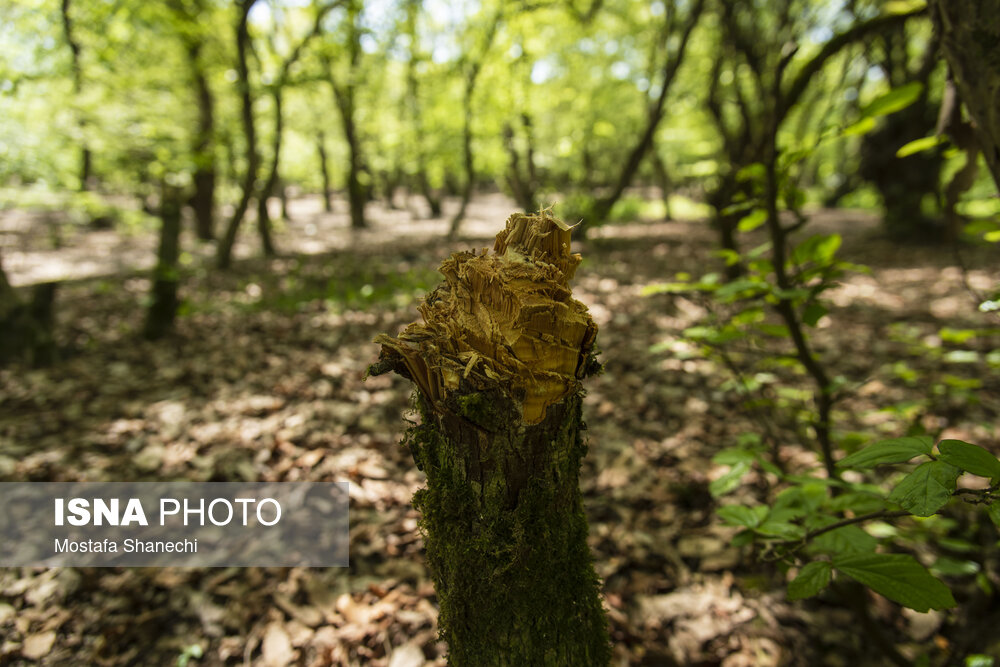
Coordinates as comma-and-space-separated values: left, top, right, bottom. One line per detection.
375, 211, 597, 424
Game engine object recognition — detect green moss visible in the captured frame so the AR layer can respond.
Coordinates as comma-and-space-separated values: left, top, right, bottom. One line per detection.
451, 390, 508, 432
404, 391, 611, 666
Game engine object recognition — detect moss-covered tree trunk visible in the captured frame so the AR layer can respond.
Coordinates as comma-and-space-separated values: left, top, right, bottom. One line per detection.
370, 212, 611, 666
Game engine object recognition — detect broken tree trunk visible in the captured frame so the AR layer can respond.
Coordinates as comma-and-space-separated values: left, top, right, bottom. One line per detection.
369, 211, 610, 666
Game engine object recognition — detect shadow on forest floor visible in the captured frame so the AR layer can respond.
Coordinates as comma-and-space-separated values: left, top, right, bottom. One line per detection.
1, 194, 999, 665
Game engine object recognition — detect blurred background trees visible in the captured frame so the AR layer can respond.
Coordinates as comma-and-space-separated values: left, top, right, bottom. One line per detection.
1, 0, 998, 342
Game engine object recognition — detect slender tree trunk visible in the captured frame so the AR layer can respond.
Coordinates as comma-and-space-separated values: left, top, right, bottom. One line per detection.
256, 86, 283, 257
279, 179, 290, 221
650, 151, 672, 220
60, 0, 92, 191
0, 252, 58, 367
188, 42, 216, 241
930, 0, 1000, 191
217, 0, 259, 270
446, 13, 500, 240
418, 172, 442, 218
337, 95, 366, 229
582, 0, 705, 234
503, 114, 539, 213
144, 185, 183, 340
327, 2, 367, 230
317, 131, 333, 212
404, 2, 442, 220
447, 85, 475, 239
371, 212, 610, 666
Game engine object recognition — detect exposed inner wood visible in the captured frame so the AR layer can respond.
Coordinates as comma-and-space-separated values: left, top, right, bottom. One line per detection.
374, 211, 597, 424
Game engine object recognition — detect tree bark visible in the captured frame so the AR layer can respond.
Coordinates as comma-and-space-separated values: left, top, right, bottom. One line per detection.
404, 1, 442, 219
335, 86, 366, 229
144, 184, 183, 340
0, 252, 58, 367
255, 86, 282, 257
317, 131, 333, 212
503, 114, 538, 213
650, 151, 672, 220
60, 0, 92, 191
255, 0, 338, 249
930, 0, 1000, 191
371, 212, 610, 666
446, 12, 501, 240
217, 0, 259, 270
187, 41, 216, 241
326, 1, 367, 230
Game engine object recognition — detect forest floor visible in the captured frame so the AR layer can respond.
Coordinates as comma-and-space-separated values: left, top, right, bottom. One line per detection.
1, 193, 999, 666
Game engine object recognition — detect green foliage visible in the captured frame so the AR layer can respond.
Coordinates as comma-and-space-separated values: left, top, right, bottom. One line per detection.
938, 439, 1000, 480
787, 561, 832, 600
887, 461, 961, 517
832, 552, 956, 612
836, 436, 933, 468
645, 61, 1000, 624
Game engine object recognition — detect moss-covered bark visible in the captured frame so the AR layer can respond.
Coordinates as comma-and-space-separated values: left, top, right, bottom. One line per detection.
370, 212, 610, 666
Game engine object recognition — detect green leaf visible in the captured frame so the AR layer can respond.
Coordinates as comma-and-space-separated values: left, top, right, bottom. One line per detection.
825, 491, 887, 515
713, 448, 755, 466
833, 552, 956, 612
861, 82, 924, 118
931, 557, 980, 576
641, 282, 693, 296
837, 436, 933, 469
737, 208, 767, 232
755, 519, 806, 540
988, 503, 1000, 530
802, 302, 828, 327
710, 460, 751, 497
888, 461, 961, 516
788, 561, 832, 600
937, 439, 1000, 479
811, 524, 878, 555
791, 234, 841, 266
896, 134, 945, 158
736, 162, 765, 183
944, 350, 979, 363
718, 504, 767, 529
841, 116, 876, 137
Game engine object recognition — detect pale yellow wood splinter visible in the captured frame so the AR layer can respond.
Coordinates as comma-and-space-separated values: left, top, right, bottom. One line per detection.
374, 211, 597, 425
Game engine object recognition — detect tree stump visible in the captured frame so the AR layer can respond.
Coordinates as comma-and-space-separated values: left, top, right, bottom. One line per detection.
369, 211, 610, 666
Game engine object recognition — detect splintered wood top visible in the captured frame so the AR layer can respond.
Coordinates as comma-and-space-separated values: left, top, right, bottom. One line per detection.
375, 211, 597, 424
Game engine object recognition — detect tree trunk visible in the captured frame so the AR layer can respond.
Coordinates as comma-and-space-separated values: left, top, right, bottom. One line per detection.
650, 151, 672, 220
217, 0, 259, 270
188, 42, 216, 241
503, 115, 538, 213
418, 171, 442, 218
60, 0, 93, 191
0, 252, 58, 367
144, 184, 183, 340
446, 13, 500, 240
446, 86, 475, 239
279, 179, 291, 221
326, 1, 367, 230
580, 0, 705, 235
339, 101, 366, 229
317, 131, 333, 212
930, 0, 1000, 191
370, 212, 611, 666
256, 86, 283, 257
